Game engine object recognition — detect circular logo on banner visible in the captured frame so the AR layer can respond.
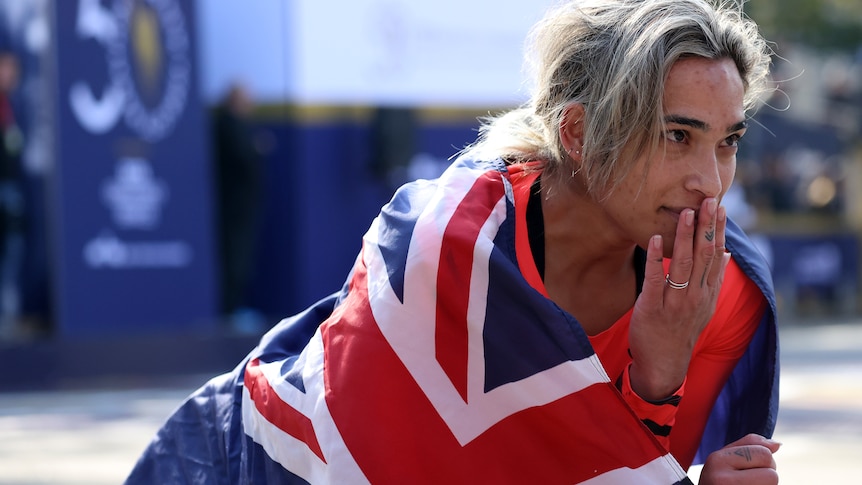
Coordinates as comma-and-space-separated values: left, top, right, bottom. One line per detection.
107, 0, 191, 142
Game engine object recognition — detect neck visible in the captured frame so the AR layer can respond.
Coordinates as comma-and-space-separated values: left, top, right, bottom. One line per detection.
539, 177, 638, 334
541, 179, 636, 277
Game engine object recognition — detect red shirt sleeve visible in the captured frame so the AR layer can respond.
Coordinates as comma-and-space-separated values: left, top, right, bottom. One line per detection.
667, 260, 767, 468
616, 361, 685, 450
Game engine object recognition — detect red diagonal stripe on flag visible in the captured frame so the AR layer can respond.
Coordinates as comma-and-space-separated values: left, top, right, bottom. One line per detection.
435, 170, 506, 402
244, 358, 327, 463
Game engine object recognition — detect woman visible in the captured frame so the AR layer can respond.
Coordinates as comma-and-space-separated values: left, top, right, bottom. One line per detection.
128, 1, 780, 483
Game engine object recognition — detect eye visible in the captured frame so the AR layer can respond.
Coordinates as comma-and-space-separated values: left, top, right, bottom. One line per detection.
664, 129, 687, 143
722, 133, 742, 147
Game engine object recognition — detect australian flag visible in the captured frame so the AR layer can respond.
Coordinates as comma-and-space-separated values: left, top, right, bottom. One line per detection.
127, 156, 777, 484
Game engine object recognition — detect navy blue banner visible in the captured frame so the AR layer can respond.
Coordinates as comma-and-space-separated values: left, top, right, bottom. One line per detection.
53, 0, 216, 337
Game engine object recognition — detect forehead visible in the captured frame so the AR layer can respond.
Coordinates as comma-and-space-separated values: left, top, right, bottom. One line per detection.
663, 57, 745, 123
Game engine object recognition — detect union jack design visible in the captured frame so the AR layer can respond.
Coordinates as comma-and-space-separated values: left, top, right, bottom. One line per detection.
240, 157, 693, 484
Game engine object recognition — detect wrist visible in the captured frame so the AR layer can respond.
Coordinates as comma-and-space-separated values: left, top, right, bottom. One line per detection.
616, 363, 685, 447
629, 360, 687, 402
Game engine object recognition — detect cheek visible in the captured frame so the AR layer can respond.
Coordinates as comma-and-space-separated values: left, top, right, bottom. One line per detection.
720, 163, 737, 195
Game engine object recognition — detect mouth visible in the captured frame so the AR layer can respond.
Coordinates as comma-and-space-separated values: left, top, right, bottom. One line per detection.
662, 206, 699, 224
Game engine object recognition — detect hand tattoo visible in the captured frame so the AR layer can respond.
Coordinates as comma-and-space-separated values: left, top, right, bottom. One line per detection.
733, 447, 753, 462
705, 230, 715, 242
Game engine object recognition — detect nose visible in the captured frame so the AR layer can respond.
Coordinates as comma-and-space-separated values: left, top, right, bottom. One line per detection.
684, 151, 724, 198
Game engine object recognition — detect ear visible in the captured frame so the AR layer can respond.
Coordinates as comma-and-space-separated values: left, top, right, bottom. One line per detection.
559, 103, 585, 158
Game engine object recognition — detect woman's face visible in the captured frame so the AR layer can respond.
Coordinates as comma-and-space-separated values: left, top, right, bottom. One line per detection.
603, 57, 747, 256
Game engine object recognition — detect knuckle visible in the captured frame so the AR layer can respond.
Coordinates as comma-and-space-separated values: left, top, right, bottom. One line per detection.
676, 256, 694, 271
647, 272, 666, 287
752, 445, 775, 461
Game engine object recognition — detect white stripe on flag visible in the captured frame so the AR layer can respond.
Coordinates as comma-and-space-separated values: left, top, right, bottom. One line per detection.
578, 454, 689, 484
242, 331, 370, 484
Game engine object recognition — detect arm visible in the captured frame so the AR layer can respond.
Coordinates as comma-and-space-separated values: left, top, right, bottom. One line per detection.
616, 273, 765, 461
669, 267, 767, 468
629, 198, 728, 402
626, 200, 771, 467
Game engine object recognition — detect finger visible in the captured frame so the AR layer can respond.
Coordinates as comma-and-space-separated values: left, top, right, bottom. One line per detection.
715, 204, 727, 250
667, 208, 695, 290
723, 445, 777, 471
706, 205, 728, 287
640, 234, 667, 304
692, 198, 718, 289
726, 433, 783, 454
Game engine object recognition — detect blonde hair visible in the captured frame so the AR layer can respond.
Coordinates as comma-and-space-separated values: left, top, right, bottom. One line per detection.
464, 0, 773, 195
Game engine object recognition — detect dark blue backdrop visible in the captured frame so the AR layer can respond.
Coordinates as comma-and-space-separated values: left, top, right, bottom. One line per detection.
51, 0, 217, 338
245, 116, 479, 321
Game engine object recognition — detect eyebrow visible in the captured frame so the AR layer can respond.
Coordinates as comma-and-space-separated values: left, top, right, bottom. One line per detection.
665, 115, 748, 133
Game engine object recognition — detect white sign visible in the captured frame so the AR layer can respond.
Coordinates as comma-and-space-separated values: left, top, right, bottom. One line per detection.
199, 0, 554, 106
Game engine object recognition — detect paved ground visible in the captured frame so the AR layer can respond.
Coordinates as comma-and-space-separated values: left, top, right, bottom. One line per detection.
0, 320, 860, 484
0, 387, 195, 485
761, 320, 862, 483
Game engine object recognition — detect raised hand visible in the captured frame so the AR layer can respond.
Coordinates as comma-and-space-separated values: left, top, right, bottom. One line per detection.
628, 197, 730, 400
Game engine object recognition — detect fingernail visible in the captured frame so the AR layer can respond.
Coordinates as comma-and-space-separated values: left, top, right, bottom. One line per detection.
707, 198, 717, 216
684, 209, 694, 226
652, 234, 662, 250
717, 205, 726, 221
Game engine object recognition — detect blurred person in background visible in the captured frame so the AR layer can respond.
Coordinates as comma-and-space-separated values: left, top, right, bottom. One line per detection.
0, 48, 24, 340
128, 0, 780, 483
211, 82, 265, 334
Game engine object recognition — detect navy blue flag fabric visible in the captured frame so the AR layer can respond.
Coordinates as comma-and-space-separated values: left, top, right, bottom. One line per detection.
127, 156, 778, 484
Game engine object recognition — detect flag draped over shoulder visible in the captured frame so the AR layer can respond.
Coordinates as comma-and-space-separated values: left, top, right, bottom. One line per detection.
127, 156, 777, 484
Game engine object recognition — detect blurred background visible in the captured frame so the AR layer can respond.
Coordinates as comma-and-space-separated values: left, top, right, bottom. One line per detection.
0, 0, 860, 483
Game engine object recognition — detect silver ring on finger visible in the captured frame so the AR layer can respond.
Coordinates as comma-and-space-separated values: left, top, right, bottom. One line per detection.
665, 274, 689, 290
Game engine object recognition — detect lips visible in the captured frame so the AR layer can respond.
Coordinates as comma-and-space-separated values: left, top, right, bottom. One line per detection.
662, 206, 699, 224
